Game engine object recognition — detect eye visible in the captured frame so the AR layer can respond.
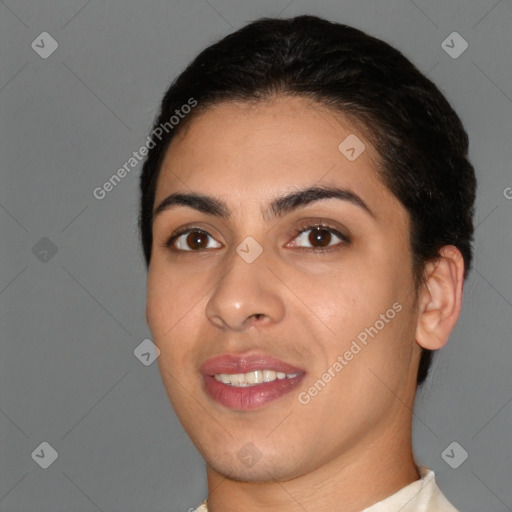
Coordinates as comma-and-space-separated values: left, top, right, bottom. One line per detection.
289, 224, 350, 251
165, 228, 222, 252
163, 223, 350, 253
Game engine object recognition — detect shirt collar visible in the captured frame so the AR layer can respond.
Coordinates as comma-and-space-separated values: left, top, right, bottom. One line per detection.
194, 466, 459, 512
362, 466, 459, 511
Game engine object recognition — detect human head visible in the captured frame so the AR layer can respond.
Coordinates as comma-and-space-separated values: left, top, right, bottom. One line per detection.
139, 15, 476, 386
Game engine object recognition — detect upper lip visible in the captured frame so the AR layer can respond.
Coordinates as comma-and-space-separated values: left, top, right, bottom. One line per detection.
200, 353, 306, 376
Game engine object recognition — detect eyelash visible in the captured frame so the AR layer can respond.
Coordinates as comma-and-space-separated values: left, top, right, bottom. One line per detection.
162, 222, 351, 254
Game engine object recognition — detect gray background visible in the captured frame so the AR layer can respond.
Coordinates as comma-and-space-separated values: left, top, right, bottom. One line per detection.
1, 0, 511, 511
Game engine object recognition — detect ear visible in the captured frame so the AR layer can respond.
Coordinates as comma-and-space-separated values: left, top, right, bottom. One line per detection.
415, 245, 465, 351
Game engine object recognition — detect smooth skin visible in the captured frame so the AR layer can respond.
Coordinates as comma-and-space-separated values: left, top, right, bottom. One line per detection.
146, 96, 465, 512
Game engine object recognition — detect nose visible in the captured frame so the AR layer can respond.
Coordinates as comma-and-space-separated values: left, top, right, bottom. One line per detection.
204, 248, 285, 331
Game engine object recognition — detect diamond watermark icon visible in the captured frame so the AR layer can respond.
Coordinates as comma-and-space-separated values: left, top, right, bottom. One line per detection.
31, 32, 59, 59
32, 441, 58, 469
134, 338, 160, 366
441, 32, 468, 59
237, 442, 262, 468
236, 236, 263, 264
338, 134, 366, 161
441, 441, 468, 469
32, 237, 58, 262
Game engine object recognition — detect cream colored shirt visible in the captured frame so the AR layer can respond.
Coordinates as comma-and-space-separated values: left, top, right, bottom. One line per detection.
193, 466, 460, 511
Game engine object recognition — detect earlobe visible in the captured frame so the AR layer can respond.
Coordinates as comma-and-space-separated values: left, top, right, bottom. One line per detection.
415, 246, 465, 351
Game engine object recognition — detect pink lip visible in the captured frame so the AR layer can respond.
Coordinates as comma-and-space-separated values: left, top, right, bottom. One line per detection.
200, 353, 304, 376
200, 353, 306, 410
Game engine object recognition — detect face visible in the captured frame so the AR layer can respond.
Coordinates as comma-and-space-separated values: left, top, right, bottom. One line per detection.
146, 96, 423, 482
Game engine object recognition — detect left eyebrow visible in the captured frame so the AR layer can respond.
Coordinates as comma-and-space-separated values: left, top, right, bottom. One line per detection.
152, 185, 375, 223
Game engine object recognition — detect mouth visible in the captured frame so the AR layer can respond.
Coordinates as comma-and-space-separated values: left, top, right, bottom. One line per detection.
200, 353, 306, 410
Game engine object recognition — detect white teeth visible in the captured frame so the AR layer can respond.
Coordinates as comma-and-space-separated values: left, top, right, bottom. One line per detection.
229, 373, 246, 386
214, 369, 300, 387
246, 370, 263, 384
263, 370, 276, 382
215, 374, 232, 384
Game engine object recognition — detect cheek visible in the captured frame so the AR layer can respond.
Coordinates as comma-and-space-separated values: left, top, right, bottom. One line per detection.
146, 264, 198, 344
146, 262, 212, 374
313, 261, 414, 381
146, 268, 172, 334
313, 268, 392, 339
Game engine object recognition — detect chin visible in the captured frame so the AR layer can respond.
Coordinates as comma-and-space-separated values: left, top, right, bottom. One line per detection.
214, 465, 275, 483
204, 447, 306, 483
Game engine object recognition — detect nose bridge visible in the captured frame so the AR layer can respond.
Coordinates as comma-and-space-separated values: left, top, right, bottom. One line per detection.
205, 240, 284, 330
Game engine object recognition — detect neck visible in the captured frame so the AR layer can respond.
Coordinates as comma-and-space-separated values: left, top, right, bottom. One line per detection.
204, 412, 419, 512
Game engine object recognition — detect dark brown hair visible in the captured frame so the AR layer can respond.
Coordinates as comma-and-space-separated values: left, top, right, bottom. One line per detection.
138, 15, 476, 385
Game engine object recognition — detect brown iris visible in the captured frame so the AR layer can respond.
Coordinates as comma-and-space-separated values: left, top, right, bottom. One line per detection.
308, 227, 332, 247
186, 231, 209, 250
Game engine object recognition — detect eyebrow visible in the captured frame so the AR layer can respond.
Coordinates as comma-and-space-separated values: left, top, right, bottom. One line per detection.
152, 185, 375, 223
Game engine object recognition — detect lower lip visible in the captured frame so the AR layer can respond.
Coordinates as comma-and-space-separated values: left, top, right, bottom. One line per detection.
202, 374, 305, 410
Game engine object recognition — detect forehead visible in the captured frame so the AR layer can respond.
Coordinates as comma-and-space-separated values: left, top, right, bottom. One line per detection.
154, 96, 398, 219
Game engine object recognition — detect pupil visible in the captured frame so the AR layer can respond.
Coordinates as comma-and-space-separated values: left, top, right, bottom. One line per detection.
188, 232, 207, 249
309, 228, 331, 247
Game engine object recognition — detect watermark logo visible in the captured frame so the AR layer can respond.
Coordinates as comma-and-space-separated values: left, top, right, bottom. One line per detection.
236, 236, 263, 264
32, 237, 58, 263
441, 32, 468, 59
31, 441, 58, 469
93, 98, 197, 200
338, 134, 366, 161
134, 338, 160, 366
31, 32, 58, 59
237, 442, 262, 468
441, 441, 468, 469
298, 301, 403, 405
